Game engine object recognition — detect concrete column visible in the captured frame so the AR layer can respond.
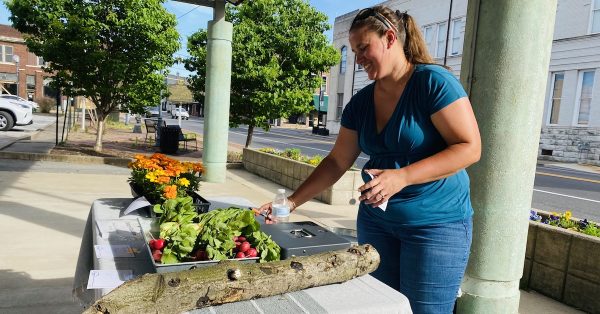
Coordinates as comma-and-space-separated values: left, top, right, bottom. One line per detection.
457, 0, 557, 313
202, 0, 232, 183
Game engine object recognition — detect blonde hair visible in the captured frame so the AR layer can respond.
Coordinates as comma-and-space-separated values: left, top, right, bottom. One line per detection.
350, 6, 434, 65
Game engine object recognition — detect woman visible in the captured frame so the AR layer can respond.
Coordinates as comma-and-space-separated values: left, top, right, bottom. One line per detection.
257, 5, 481, 313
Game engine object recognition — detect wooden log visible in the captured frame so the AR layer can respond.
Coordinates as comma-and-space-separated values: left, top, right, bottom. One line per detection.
84, 244, 379, 314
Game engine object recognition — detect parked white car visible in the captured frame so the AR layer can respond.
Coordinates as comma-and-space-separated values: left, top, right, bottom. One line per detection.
0, 98, 33, 131
171, 107, 190, 120
0, 94, 39, 111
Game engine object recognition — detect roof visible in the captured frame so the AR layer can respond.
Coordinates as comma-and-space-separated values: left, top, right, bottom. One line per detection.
0, 24, 24, 40
167, 79, 194, 103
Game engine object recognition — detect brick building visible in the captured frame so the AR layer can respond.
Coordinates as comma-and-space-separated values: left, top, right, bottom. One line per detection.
0, 24, 52, 102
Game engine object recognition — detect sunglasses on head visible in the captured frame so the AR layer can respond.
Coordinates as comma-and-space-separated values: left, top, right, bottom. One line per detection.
353, 7, 398, 32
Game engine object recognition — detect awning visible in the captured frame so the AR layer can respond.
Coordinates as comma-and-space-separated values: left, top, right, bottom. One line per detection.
312, 94, 328, 112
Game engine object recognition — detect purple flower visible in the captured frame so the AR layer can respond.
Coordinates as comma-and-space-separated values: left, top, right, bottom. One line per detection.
529, 210, 542, 222
579, 219, 589, 229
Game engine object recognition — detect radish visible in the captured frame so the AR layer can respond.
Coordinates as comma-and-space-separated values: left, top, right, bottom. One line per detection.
239, 241, 251, 253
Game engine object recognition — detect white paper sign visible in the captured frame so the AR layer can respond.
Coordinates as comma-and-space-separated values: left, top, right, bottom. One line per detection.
94, 244, 135, 258
123, 196, 152, 216
87, 270, 133, 289
366, 172, 388, 211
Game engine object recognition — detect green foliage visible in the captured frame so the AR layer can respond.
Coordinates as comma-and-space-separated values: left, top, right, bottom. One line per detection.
196, 207, 280, 262
185, 0, 339, 145
282, 148, 302, 160
259, 147, 324, 166
7, 0, 179, 149
153, 196, 197, 226
581, 223, 600, 237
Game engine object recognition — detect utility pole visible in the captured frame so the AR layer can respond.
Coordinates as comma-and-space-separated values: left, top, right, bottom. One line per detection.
13, 55, 20, 97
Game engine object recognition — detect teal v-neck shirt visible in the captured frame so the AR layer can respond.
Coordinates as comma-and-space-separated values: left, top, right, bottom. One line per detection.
341, 64, 473, 226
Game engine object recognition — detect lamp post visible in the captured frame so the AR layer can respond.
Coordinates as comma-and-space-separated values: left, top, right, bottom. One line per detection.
13, 55, 19, 97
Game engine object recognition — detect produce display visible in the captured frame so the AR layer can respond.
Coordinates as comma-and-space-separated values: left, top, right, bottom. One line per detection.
148, 196, 280, 264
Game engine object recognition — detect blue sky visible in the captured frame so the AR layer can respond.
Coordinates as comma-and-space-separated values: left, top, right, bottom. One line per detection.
0, 0, 382, 76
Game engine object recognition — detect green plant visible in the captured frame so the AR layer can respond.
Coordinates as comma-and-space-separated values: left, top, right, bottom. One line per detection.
195, 207, 280, 262
259, 147, 324, 166
185, 0, 339, 147
531, 210, 600, 238
282, 148, 301, 160
8, 0, 179, 152
37, 97, 56, 113
227, 151, 243, 163
128, 153, 204, 204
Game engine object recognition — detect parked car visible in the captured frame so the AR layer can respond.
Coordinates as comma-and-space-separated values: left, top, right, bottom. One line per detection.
0, 98, 33, 131
0, 94, 39, 111
171, 107, 190, 120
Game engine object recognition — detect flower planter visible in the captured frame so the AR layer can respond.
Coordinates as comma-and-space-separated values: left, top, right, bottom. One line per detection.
242, 148, 362, 205
522, 218, 600, 313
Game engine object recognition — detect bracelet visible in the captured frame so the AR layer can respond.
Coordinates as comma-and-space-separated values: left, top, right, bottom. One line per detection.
287, 197, 297, 211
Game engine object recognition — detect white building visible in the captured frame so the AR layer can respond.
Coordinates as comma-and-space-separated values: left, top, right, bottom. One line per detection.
327, 0, 600, 165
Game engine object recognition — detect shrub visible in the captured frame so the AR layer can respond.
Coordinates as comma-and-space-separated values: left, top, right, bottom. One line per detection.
38, 97, 56, 113
258, 147, 323, 166
227, 151, 243, 163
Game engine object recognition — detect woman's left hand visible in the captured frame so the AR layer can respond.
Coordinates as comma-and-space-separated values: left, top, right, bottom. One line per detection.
358, 169, 407, 207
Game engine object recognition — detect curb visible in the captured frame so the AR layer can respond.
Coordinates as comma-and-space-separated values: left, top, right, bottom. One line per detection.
0, 134, 33, 150
0, 151, 132, 167
0, 151, 245, 170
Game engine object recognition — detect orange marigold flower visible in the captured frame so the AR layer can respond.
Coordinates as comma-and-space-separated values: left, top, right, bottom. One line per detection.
163, 185, 178, 199
157, 176, 171, 184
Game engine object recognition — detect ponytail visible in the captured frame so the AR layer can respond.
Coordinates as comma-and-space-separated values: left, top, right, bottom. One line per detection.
396, 11, 434, 65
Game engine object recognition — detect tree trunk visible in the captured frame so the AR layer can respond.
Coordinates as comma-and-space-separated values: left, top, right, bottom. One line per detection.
84, 245, 379, 314
94, 118, 105, 152
245, 125, 254, 147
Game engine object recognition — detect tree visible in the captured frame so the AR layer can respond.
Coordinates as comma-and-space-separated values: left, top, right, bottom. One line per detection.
185, 0, 339, 147
7, 0, 180, 151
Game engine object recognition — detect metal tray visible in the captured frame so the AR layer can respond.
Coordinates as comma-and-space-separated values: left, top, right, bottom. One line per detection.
137, 218, 258, 273
260, 221, 351, 259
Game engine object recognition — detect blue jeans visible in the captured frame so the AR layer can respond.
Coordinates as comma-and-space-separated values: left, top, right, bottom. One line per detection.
357, 207, 472, 314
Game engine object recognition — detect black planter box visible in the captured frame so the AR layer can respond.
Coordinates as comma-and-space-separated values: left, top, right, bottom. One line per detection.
189, 191, 211, 214
130, 182, 210, 215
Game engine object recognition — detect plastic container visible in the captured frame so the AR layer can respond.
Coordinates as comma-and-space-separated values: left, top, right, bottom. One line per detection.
272, 188, 290, 223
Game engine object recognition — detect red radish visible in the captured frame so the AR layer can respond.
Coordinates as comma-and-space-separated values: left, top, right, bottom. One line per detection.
152, 249, 162, 262
233, 236, 239, 241
246, 248, 258, 258
235, 252, 246, 259
154, 239, 166, 250
149, 239, 157, 250
195, 250, 207, 261
237, 236, 246, 242
239, 241, 250, 253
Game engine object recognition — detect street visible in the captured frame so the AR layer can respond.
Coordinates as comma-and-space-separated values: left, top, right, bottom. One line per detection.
181, 117, 600, 222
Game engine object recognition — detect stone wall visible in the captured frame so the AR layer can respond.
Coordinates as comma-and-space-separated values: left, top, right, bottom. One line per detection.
522, 222, 600, 313
242, 148, 362, 205
539, 126, 600, 166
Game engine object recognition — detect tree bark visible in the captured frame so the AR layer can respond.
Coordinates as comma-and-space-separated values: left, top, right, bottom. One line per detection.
94, 118, 105, 152
84, 244, 379, 314
245, 124, 254, 147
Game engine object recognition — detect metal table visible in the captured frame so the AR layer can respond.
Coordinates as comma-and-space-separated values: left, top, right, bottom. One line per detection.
73, 197, 412, 313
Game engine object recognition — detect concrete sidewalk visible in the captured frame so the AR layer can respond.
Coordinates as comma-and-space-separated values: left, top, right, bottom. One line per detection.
0, 118, 587, 313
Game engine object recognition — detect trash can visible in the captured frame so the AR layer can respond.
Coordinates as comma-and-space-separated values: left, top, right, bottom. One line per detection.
159, 125, 180, 154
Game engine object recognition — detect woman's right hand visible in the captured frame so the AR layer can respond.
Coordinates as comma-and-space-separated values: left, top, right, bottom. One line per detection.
253, 202, 275, 224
